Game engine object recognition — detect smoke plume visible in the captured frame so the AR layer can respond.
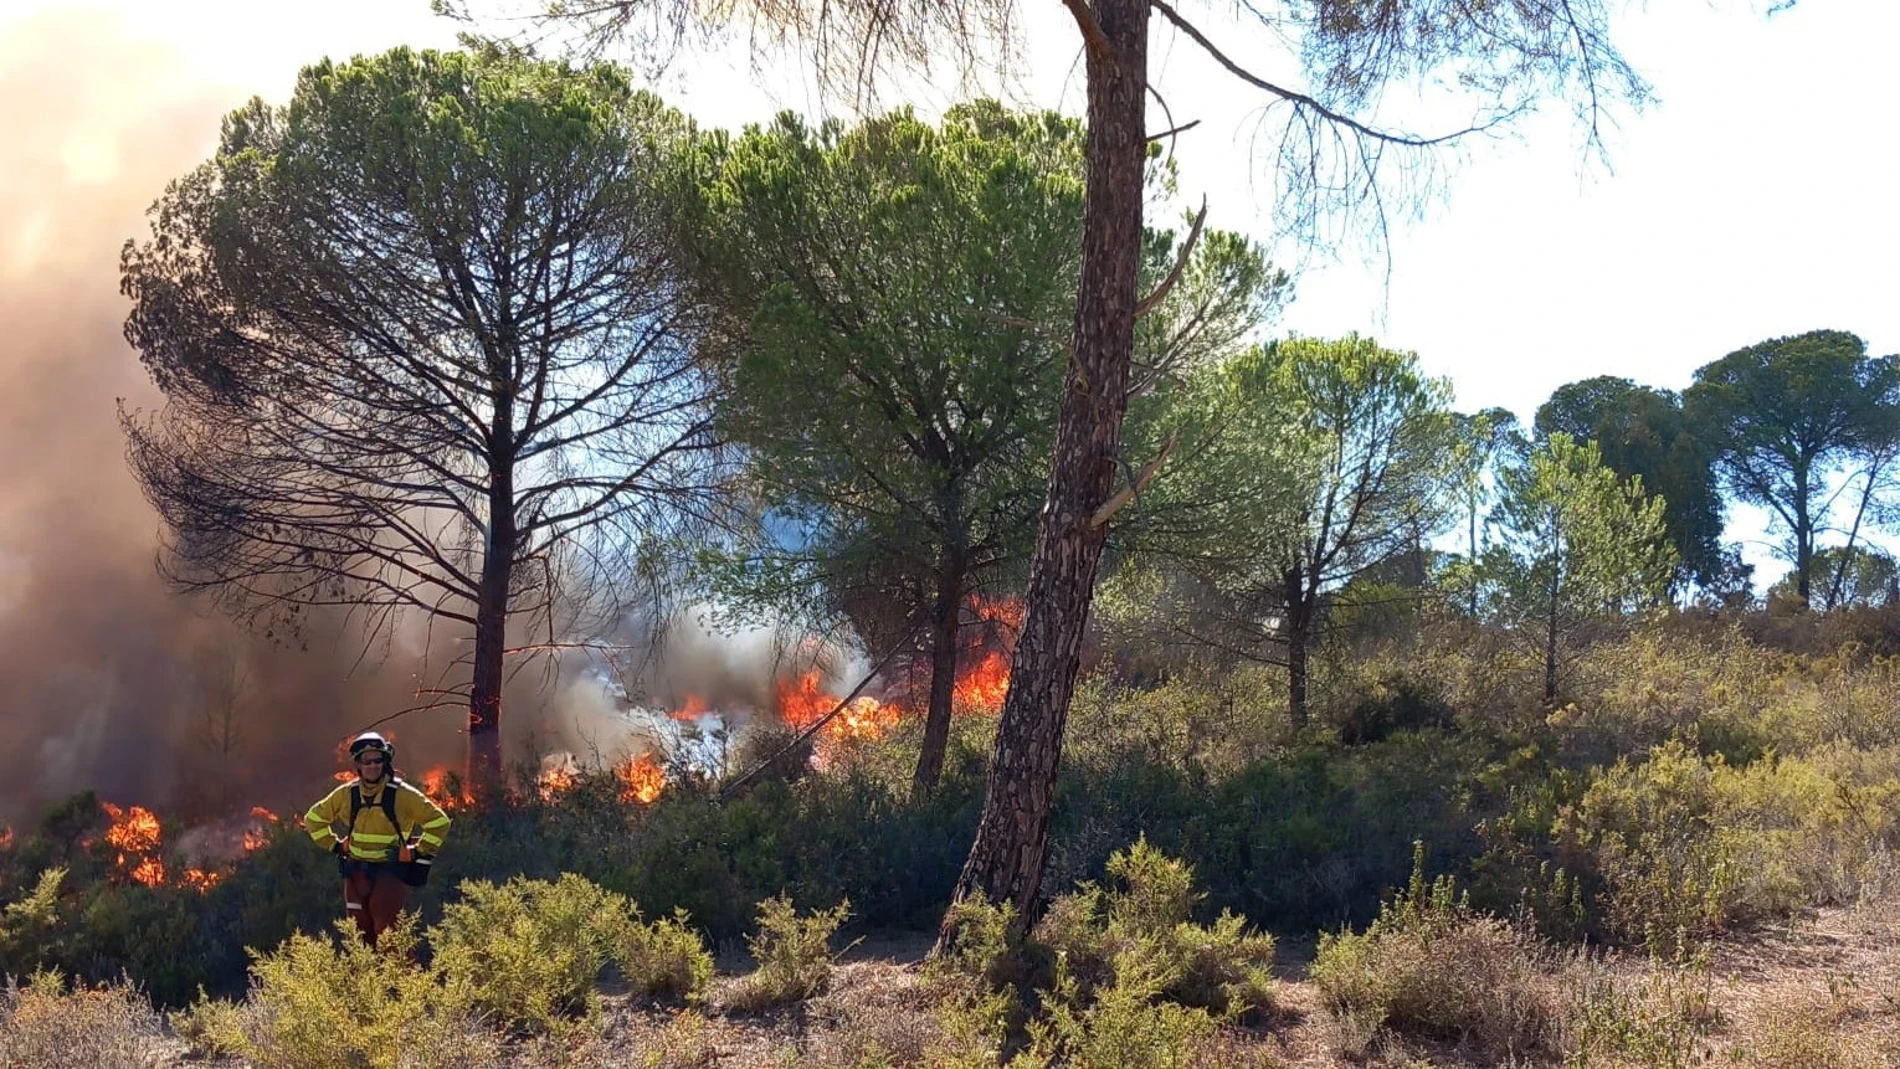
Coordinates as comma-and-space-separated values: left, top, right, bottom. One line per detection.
0, 9, 601, 823
0, 7, 897, 827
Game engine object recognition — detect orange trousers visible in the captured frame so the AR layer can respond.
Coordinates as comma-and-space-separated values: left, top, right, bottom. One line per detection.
342, 867, 409, 945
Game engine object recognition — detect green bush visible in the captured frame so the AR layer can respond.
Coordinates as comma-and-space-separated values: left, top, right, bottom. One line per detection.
1547, 739, 1900, 953
177, 917, 498, 1069
723, 894, 851, 1013
431, 873, 633, 1034
1032, 837, 1275, 1018
1338, 672, 1457, 744
0, 868, 64, 969
615, 908, 715, 1002
1027, 952, 1227, 1069
931, 894, 1025, 994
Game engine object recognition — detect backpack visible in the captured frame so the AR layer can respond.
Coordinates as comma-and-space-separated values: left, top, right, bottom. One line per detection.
344, 778, 431, 887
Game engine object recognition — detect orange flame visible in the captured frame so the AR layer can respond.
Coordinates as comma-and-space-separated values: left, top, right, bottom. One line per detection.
670, 694, 709, 721
537, 762, 577, 802
0, 826, 13, 849
102, 803, 161, 855
775, 671, 903, 747
418, 767, 474, 812
129, 857, 166, 888
333, 770, 354, 783
243, 807, 281, 851
181, 867, 221, 891
100, 803, 167, 887
776, 672, 833, 730
951, 595, 1021, 712
953, 648, 1012, 711
833, 695, 902, 741
617, 753, 666, 805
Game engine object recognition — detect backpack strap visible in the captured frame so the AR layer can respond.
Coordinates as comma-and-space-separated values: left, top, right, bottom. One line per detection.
345, 781, 401, 834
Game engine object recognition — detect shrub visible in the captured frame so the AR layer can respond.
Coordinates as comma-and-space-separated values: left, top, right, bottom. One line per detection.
1549, 739, 1900, 953
1309, 843, 1563, 1057
931, 894, 1024, 993
723, 894, 851, 1013
1338, 672, 1457, 744
178, 917, 497, 1069
0, 970, 165, 1069
1561, 949, 1719, 1069
1027, 951, 1227, 1069
431, 873, 634, 1034
615, 908, 715, 1002
0, 867, 64, 968
1033, 837, 1275, 1018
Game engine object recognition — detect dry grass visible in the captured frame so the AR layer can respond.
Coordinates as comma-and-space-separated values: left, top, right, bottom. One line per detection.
1703, 898, 1900, 1069
0, 972, 169, 1069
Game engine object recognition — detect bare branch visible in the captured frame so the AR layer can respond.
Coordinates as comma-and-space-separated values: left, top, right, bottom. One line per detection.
1134, 196, 1207, 320
1146, 118, 1201, 144
1150, 0, 1496, 150
1091, 430, 1179, 529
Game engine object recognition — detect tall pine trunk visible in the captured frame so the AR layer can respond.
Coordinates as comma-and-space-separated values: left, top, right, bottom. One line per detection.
913, 549, 964, 800
1284, 565, 1310, 727
1793, 457, 1814, 605
469, 396, 515, 798
1544, 570, 1560, 705
938, 0, 1149, 946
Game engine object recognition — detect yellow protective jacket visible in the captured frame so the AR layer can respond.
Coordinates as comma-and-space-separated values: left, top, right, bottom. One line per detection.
304, 777, 451, 863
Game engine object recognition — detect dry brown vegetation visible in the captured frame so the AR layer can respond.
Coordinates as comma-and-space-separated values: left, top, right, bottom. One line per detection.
6, 883, 1896, 1068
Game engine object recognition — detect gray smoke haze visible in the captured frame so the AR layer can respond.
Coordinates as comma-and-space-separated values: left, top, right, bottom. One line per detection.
0, 10, 618, 823
0, 9, 874, 825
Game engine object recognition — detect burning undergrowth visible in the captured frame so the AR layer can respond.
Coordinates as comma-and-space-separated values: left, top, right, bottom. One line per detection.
89, 801, 281, 893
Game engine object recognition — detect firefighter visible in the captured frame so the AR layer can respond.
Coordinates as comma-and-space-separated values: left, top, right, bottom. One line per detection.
302, 731, 452, 945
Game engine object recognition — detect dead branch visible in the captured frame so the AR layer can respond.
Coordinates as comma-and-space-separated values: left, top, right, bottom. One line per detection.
1091, 430, 1179, 529
1063, 0, 1117, 69
1134, 196, 1208, 319
1147, 119, 1201, 144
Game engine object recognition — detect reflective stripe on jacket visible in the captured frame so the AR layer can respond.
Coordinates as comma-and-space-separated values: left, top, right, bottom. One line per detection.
303, 778, 452, 862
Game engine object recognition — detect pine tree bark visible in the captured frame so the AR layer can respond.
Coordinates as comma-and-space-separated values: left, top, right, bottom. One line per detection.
912, 547, 965, 800
1544, 570, 1561, 705
469, 396, 516, 799
937, 0, 1149, 946
1284, 565, 1310, 727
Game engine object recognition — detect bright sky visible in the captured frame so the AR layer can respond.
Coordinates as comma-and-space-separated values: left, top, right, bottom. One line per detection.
3, 0, 1894, 585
